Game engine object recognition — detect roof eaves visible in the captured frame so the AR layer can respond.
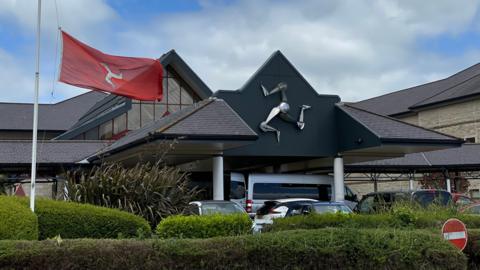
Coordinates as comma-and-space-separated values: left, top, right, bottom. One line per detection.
341, 103, 463, 142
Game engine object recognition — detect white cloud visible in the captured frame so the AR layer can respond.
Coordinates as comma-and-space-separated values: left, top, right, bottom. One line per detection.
1, 0, 480, 103
0, 0, 116, 103
118, 0, 480, 101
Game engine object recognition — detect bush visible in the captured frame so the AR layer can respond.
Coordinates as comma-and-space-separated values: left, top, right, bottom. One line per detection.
15, 197, 150, 239
265, 209, 480, 233
0, 228, 466, 270
156, 214, 252, 238
465, 229, 480, 269
66, 161, 200, 227
0, 196, 38, 240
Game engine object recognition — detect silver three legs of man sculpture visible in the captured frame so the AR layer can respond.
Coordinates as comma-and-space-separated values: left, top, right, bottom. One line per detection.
259, 82, 311, 142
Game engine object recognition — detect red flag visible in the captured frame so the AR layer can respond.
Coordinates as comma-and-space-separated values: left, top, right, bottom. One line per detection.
59, 31, 163, 101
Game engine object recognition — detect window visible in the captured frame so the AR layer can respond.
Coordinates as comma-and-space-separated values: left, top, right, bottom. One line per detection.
167, 77, 181, 104
128, 103, 141, 130
113, 113, 127, 134
181, 87, 194, 105
154, 103, 167, 120
120, 67, 201, 132
99, 121, 113, 140
358, 195, 375, 213
85, 127, 99, 140
141, 102, 154, 127
230, 181, 245, 200
252, 183, 332, 200
465, 137, 476, 143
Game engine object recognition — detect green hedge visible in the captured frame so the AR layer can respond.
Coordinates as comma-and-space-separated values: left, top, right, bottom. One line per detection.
156, 213, 252, 238
0, 196, 38, 240
265, 211, 480, 232
15, 197, 151, 239
465, 229, 480, 269
0, 228, 466, 270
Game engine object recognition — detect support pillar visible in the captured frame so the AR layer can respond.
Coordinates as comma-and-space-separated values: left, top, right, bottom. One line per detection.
409, 172, 414, 191
334, 155, 344, 202
446, 177, 451, 193
444, 169, 451, 193
213, 155, 224, 200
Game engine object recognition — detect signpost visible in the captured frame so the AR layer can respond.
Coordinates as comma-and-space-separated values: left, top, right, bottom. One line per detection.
442, 218, 468, 251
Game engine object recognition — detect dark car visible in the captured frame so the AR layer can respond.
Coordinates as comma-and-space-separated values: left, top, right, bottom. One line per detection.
188, 200, 247, 215
452, 193, 475, 206
355, 190, 452, 214
460, 203, 480, 214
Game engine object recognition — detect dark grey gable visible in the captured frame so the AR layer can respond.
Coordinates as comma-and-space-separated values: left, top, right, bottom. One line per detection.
215, 51, 340, 157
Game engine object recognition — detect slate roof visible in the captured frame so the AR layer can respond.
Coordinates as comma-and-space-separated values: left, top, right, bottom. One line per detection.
353, 63, 480, 116
337, 103, 462, 143
349, 143, 480, 170
0, 91, 106, 131
0, 140, 109, 164
92, 98, 257, 157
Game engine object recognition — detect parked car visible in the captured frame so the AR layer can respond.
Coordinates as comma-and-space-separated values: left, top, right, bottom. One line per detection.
355, 189, 452, 214
254, 198, 318, 231
460, 203, 480, 214
229, 172, 358, 216
303, 202, 353, 215
188, 200, 248, 215
452, 193, 475, 206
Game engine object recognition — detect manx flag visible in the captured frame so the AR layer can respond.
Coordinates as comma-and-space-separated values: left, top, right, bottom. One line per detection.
59, 31, 163, 101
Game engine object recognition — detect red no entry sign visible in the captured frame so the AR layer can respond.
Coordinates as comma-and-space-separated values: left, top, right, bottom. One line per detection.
442, 218, 468, 251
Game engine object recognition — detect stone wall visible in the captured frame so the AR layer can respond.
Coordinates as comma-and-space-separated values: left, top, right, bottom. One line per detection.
398, 98, 480, 142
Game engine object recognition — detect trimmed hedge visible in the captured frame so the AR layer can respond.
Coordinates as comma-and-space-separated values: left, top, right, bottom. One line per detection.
156, 213, 252, 238
0, 228, 466, 270
0, 196, 38, 240
265, 211, 480, 232
15, 197, 150, 239
465, 229, 480, 269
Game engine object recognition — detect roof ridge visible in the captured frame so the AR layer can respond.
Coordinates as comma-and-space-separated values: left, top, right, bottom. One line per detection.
342, 103, 462, 141
355, 62, 480, 106
410, 66, 480, 109
0, 91, 106, 106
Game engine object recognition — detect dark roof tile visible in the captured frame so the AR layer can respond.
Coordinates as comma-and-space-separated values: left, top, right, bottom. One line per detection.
353, 63, 480, 115
0, 91, 106, 131
0, 140, 109, 164
337, 103, 461, 142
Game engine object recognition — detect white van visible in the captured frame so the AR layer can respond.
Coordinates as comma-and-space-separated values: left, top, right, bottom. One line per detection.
229, 173, 358, 215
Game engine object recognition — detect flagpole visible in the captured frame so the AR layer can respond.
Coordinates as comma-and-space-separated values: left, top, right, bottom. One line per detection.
30, 0, 41, 212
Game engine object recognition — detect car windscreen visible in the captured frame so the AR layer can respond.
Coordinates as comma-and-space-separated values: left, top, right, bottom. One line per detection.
313, 204, 352, 214
252, 183, 331, 201
412, 191, 451, 207
201, 203, 245, 215
230, 181, 246, 199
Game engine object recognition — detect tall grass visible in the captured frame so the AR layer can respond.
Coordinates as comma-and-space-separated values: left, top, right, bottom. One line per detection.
65, 161, 200, 228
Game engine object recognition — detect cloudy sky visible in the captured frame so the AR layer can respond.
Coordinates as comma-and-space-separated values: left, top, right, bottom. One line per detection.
0, 0, 480, 104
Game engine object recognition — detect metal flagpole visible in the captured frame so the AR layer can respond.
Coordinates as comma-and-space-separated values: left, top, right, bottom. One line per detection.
30, 0, 42, 212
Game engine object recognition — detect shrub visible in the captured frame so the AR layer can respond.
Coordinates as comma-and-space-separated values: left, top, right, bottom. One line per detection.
265, 206, 480, 232
0, 228, 466, 270
465, 229, 480, 269
156, 214, 252, 238
15, 197, 150, 239
0, 196, 38, 240
66, 161, 200, 227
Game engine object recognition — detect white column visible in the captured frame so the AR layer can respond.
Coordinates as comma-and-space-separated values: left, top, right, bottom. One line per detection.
213, 155, 224, 200
409, 176, 414, 191
446, 177, 451, 193
334, 156, 345, 202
